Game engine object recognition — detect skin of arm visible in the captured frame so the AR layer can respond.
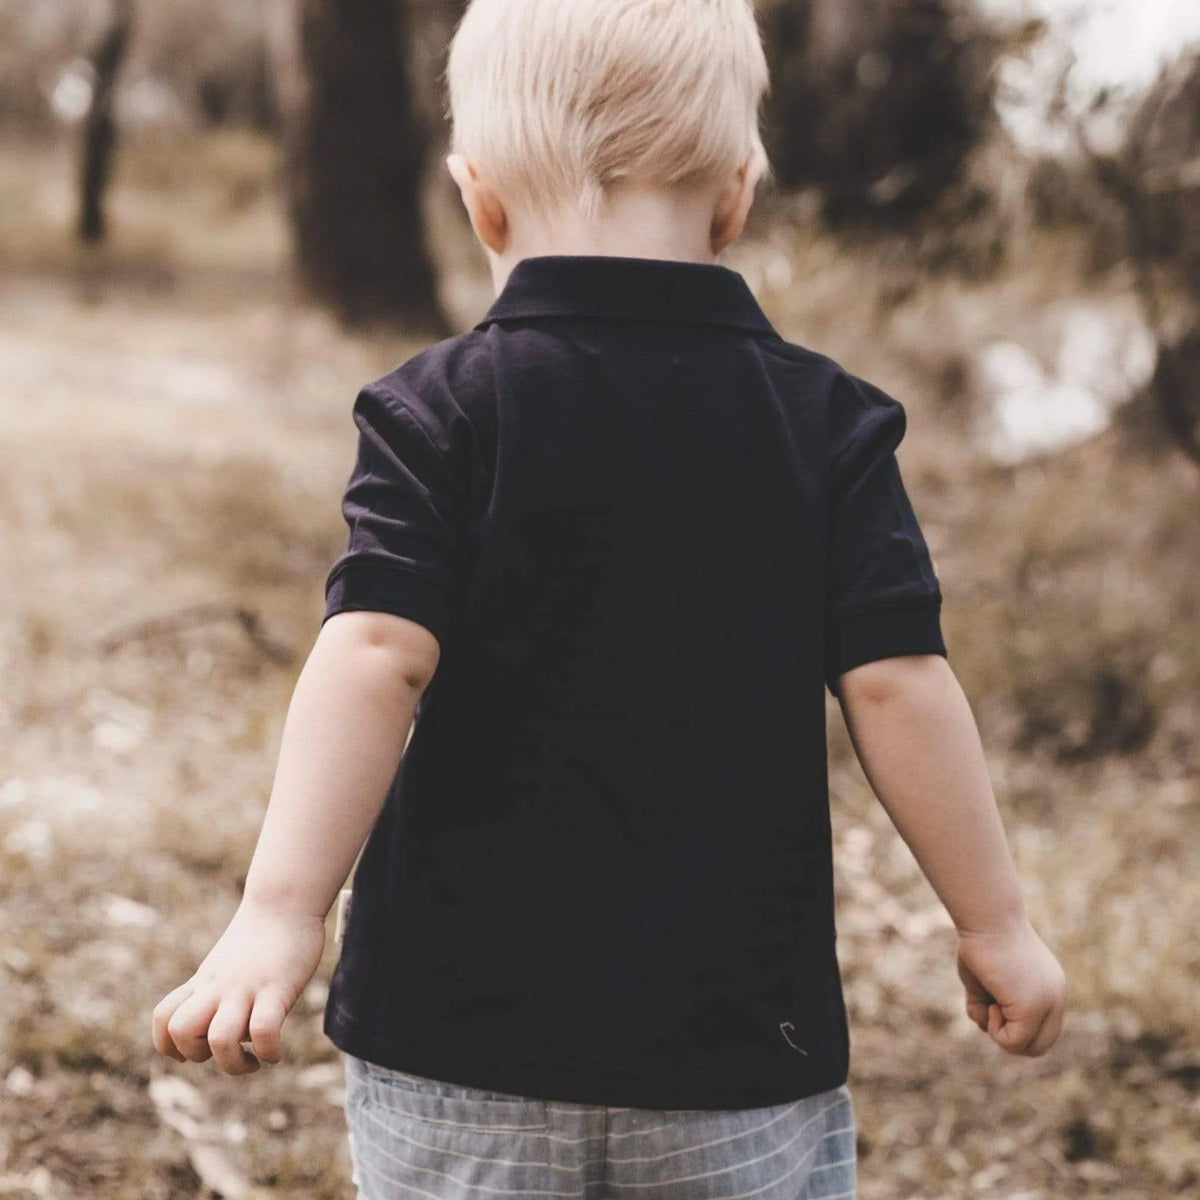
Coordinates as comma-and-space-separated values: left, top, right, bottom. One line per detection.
151, 610, 440, 1076
835, 653, 1068, 1057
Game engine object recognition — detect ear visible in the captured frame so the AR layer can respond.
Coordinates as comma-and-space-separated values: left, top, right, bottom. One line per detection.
710, 150, 766, 254
446, 153, 509, 254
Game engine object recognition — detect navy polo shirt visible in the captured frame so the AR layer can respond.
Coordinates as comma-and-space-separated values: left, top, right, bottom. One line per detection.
321, 254, 947, 1109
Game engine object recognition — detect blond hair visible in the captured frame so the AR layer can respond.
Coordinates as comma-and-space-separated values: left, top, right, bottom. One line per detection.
444, 0, 771, 225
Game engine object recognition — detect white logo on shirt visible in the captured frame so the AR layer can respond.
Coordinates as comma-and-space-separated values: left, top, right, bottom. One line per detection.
779, 1021, 809, 1055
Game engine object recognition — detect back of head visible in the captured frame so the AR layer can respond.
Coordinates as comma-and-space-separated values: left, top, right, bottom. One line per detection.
445, 0, 771, 225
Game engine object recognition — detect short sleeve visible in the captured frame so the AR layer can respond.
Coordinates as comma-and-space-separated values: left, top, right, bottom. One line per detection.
322, 378, 469, 645
825, 372, 947, 697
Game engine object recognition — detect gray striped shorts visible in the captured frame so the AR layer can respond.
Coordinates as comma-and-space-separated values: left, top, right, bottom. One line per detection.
343, 1053, 856, 1199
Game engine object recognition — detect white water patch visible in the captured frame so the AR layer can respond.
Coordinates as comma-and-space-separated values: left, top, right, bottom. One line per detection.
974, 300, 1158, 464
978, 0, 1200, 155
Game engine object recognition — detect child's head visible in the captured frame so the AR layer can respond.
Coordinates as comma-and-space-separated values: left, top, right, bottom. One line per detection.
444, 0, 771, 258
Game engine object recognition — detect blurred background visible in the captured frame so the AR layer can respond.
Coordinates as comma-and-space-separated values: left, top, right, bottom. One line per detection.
0, 1, 1197, 1197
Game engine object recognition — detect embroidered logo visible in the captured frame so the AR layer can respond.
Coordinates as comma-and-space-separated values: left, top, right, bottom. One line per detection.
779, 1021, 808, 1055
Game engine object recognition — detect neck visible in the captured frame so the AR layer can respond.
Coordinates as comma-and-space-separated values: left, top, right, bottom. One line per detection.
488, 182, 722, 294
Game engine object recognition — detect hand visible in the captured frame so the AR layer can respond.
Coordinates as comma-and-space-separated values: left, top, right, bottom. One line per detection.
955, 920, 1068, 1057
152, 901, 326, 1076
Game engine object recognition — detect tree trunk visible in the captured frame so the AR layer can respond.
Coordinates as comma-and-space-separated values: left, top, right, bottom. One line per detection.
759, 0, 995, 224
78, 0, 134, 244
284, 0, 450, 334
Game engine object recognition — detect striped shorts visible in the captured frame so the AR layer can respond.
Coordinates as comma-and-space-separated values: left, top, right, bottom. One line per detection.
342, 1052, 856, 1199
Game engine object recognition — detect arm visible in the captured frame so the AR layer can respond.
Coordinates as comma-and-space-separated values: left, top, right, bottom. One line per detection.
836, 653, 1068, 1056
151, 610, 439, 1076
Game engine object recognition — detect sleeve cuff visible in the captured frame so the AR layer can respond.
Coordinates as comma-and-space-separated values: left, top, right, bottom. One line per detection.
825, 599, 947, 696
323, 558, 455, 644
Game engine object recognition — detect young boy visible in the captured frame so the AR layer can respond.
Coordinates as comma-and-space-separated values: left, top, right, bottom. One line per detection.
152, 1, 1067, 1196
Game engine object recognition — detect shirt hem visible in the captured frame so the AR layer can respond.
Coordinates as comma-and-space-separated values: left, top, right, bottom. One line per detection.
323, 556, 454, 643
825, 598, 947, 694
324, 1003, 850, 1111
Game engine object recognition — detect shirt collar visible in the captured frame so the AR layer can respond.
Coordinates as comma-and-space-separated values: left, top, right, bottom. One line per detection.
474, 254, 779, 337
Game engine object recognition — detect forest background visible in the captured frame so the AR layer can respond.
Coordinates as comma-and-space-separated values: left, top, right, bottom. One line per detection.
0, 1, 1197, 1197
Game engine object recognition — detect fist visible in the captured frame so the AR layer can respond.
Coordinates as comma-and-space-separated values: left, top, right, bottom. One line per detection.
152, 902, 326, 1076
956, 921, 1068, 1057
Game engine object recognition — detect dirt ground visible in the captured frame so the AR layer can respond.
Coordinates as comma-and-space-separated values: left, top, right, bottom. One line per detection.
0, 127, 1197, 1199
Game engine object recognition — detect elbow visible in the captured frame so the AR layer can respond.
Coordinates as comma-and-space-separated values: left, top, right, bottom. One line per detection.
324, 610, 442, 692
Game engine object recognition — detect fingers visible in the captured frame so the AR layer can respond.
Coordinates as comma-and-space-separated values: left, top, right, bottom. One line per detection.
152, 982, 194, 1062
966, 991, 1053, 1052
961, 978, 992, 1033
164, 990, 219, 1063
958, 964, 993, 1033
1033, 968, 1069, 1057
247, 989, 289, 1065
207, 994, 262, 1076
965, 999, 989, 1032
154, 983, 292, 1074
990, 1006, 1037, 1054
989, 999, 1063, 1057
1027, 995, 1065, 1057
1022, 1007, 1054, 1058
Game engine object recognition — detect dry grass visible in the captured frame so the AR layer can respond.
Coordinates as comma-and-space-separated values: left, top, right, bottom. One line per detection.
0, 129, 1196, 1198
